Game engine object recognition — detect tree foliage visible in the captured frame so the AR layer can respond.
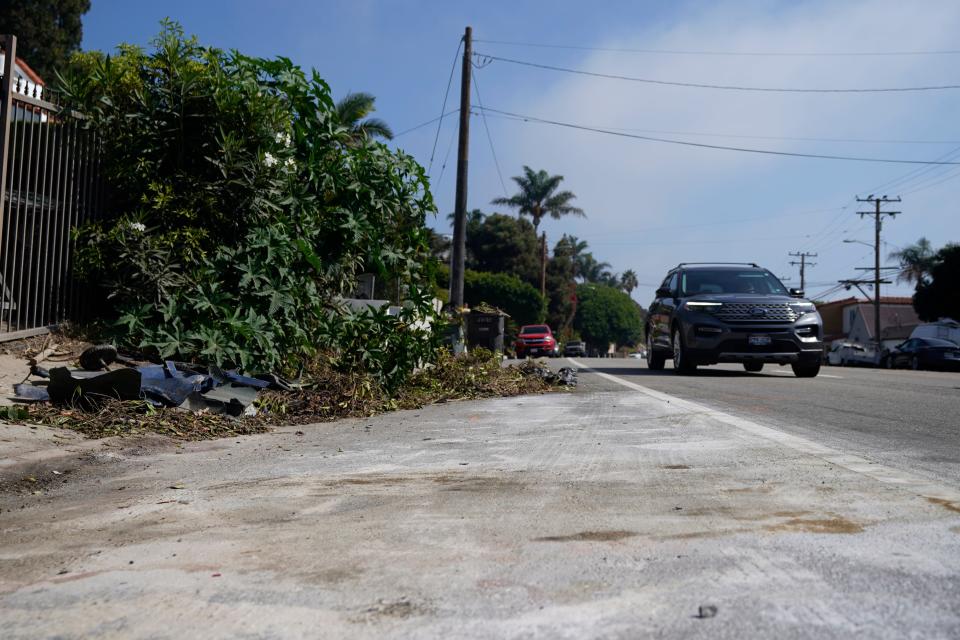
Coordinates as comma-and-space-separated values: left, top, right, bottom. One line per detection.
913, 244, 960, 322
889, 237, 936, 285
545, 236, 577, 331
0, 0, 90, 81
335, 91, 394, 143
466, 213, 540, 286
619, 270, 639, 295
574, 284, 643, 348
492, 166, 584, 234
437, 266, 545, 328
59, 23, 438, 389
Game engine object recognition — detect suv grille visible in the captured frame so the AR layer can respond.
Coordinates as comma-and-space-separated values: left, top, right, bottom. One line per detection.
715, 303, 798, 323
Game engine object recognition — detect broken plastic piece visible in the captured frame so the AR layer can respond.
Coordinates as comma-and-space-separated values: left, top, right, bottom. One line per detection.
47, 367, 142, 406
13, 383, 50, 402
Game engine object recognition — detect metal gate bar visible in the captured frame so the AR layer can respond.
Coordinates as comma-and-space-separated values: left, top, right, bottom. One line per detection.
0, 35, 104, 340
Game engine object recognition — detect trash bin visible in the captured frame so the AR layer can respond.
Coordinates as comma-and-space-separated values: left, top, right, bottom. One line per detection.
466, 312, 506, 353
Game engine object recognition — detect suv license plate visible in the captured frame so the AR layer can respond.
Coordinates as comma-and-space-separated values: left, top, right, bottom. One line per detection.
748, 335, 772, 346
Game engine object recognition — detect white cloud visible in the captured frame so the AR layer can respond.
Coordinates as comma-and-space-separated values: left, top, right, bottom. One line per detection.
473, 0, 960, 302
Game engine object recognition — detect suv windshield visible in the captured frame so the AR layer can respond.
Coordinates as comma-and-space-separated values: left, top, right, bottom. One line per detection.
681, 270, 787, 296
521, 325, 550, 335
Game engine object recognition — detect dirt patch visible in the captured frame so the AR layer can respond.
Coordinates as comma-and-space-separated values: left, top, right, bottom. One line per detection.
355, 597, 431, 621
533, 530, 637, 543
660, 465, 690, 470
927, 497, 960, 514
340, 477, 415, 486
722, 484, 777, 494
766, 516, 863, 534
655, 528, 751, 541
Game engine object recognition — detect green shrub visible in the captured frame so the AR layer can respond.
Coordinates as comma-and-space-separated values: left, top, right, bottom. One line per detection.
437, 266, 545, 327
60, 22, 439, 389
574, 283, 643, 349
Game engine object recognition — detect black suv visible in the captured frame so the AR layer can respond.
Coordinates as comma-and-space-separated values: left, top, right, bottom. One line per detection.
646, 263, 823, 377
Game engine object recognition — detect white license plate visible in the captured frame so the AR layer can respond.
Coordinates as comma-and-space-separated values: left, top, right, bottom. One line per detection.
748, 335, 772, 346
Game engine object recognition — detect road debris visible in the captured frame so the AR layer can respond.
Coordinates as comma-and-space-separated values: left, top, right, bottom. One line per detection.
697, 605, 718, 619
6, 346, 569, 440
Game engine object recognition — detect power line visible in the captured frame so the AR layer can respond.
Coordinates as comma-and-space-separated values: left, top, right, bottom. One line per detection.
474, 52, 960, 93
799, 144, 960, 254
470, 72, 508, 197
570, 206, 839, 238
479, 111, 960, 145
434, 115, 459, 189
475, 106, 960, 165
472, 39, 960, 58
428, 39, 463, 177
394, 109, 459, 138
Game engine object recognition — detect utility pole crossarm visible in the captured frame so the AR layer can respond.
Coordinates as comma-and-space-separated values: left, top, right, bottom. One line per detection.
788, 251, 817, 291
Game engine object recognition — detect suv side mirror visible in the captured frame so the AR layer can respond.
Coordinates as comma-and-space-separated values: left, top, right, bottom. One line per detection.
789, 288, 805, 298
656, 287, 673, 298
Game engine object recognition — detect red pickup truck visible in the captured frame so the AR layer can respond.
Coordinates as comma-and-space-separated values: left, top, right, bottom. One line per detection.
514, 324, 560, 358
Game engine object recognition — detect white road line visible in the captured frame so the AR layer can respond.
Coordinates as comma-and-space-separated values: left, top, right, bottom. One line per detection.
568, 359, 960, 504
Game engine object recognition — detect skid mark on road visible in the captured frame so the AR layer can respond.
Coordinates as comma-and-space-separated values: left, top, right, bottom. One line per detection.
570, 359, 960, 507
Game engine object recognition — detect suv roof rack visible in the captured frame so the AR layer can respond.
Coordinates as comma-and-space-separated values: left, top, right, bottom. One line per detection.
676, 262, 760, 268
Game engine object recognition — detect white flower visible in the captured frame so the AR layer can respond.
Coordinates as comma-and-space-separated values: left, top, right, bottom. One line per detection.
285, 157, 296, 169
264, 152, 278, 167
128, 222, 146, 233
275, 132, 292, 147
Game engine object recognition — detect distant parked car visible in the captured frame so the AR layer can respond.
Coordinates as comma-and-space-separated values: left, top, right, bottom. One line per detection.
827, 342, 873, 367
514, 324, 560, 358
563, 340, 587, 357
881, 337, 960, 371
628, 349, 646, 359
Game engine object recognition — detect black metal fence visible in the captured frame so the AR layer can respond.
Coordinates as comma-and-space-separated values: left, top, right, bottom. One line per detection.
0, 35, 104, 340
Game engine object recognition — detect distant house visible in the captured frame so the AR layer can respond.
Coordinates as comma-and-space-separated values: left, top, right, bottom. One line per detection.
816, 297, 858, 344
843, 297, 919, 350
817, 297, 920, 350
0, 49, 45, 99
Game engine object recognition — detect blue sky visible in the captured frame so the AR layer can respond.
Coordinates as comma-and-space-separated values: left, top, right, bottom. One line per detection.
81, 0, 960, 304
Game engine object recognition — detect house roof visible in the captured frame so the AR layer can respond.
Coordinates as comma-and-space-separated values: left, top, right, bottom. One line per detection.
817, 296, 914, 310
815, 297, 858, 311
14, 56, 43, 85
0, 50, 45, 92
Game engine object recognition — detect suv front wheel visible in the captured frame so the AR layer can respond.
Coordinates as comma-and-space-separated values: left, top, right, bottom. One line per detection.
672, 328, 697, 375
646, 332, 666, 370
791, 362, 821, 378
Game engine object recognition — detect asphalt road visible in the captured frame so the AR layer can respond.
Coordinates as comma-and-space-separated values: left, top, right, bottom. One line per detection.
2, 359, 959, 638
562, 358, 960, 486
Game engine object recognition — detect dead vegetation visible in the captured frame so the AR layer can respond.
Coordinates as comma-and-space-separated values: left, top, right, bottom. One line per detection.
18, 349, 570, 439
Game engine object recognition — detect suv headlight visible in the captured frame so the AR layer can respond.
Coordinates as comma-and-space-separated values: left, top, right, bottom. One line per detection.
789, 302, 817, 316
684, 301, 722, 312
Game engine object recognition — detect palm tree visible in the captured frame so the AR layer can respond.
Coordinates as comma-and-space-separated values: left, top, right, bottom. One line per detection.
577, 253, 612, 283
446, 208, 486, 230
491, 166, 585, 235
889, 237, 936, 285
620, 269, 639, 295
335, 92, 394, 143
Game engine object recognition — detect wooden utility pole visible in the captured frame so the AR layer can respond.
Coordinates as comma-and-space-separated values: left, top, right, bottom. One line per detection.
855, 195, 901, 355
540, 232, 547, 297
788, 251, 817, 292
449, 26, 472, 311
